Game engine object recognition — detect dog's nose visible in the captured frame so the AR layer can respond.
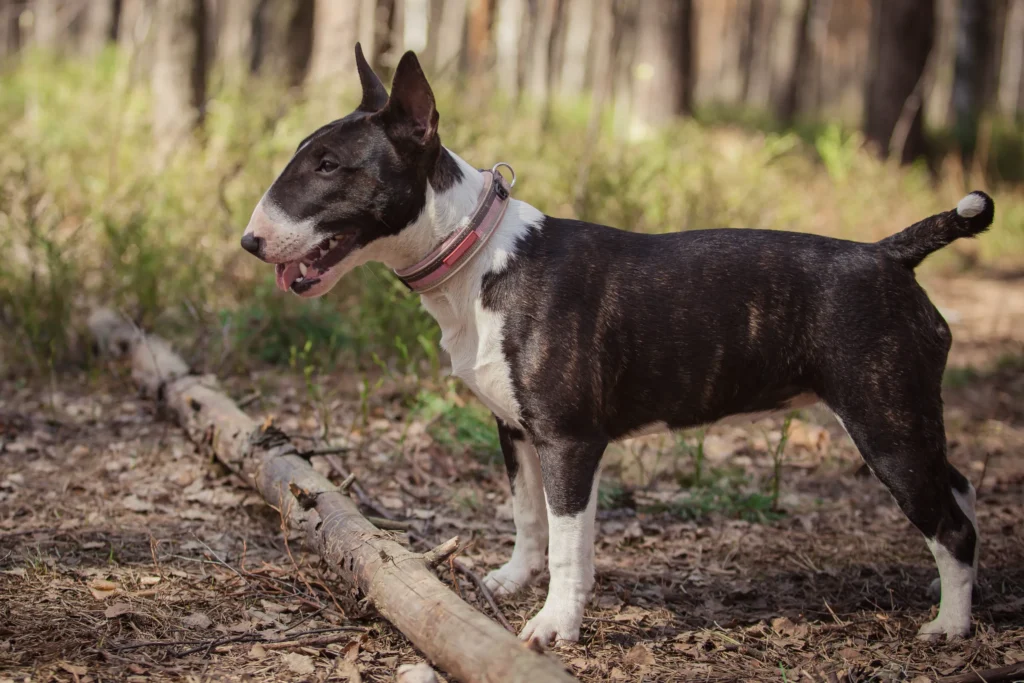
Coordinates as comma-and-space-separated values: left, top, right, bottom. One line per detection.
241, 232, 264, 257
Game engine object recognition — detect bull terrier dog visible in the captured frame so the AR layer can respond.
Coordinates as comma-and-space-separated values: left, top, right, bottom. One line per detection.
242, 45, 994, 647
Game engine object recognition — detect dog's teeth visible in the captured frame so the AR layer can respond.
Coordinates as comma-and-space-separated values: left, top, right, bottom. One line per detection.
329, 239, 338, 249
319, 248, 328, 257
299, 263, 307, 276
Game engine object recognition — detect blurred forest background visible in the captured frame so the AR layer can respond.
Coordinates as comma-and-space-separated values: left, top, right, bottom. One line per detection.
1, 0, 1024, 378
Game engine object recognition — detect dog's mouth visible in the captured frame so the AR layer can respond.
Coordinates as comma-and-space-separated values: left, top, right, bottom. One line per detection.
275, 232, 359, 296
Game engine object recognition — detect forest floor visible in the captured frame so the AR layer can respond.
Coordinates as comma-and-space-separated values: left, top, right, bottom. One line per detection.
1, 273, 1023, 683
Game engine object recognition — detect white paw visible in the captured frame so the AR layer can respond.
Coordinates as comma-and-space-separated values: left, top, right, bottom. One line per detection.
482, 561, 538, 598
518, 600, 584, 648
916, 615, 971, 641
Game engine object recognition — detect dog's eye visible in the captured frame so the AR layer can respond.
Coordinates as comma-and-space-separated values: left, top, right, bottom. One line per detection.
317, 157, 340, 174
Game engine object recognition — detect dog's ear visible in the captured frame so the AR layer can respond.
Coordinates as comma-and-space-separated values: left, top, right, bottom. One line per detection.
382, 51, 438, 144
355, 43, 388, 112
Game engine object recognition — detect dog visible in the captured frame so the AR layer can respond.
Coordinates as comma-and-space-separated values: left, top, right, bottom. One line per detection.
241, 45, 994, 647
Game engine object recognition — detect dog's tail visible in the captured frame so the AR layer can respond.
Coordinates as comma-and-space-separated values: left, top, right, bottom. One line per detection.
878, 191, 994, 269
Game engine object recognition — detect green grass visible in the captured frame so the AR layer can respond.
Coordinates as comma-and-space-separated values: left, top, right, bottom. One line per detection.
649, 465, 786, 524
410, 386, 501, 464
2, 49, 1024, 376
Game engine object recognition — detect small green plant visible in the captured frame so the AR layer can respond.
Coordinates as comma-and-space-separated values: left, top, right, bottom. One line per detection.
289, 339, 336, 437
766, 412, 797, 511
652, 465, 784, 523
411, 386, 500, 463
674, 428, 707, 487
597, 480, 635, 510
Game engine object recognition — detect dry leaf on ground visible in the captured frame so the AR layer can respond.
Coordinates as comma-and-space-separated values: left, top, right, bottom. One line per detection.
281, 652, 315, 675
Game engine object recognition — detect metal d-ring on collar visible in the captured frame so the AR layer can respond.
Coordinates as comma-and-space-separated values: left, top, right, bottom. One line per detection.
492, 162, 516, 189
394, 162, 516, 293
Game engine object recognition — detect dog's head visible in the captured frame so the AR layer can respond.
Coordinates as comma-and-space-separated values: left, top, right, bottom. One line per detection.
241, 45, 457, 298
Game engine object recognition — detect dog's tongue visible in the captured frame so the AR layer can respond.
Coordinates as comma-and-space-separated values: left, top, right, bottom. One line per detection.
276, 263, 303, 292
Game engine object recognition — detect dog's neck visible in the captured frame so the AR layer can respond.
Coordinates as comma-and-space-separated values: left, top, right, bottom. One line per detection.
378, 149, 487, 274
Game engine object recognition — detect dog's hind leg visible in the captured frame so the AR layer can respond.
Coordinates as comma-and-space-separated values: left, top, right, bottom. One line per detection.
928, 463, 980, 602
828, 387, 977, 640
483, 420, 549, 597
519, 438, 606, 647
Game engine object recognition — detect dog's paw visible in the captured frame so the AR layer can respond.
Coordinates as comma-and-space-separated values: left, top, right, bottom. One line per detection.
483, 567, 528, 598
518, 600, 584, 649
482, 556, 543, 598
916, 615, 971, 642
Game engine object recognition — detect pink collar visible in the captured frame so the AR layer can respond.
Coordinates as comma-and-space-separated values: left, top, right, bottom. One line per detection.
394, 163, 515, 293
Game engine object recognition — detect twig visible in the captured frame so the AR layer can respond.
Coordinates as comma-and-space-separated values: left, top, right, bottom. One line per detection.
453, 558, 515, 634
282, 608, 323, 633
236, 391, 262, 409
339, 473, 357, 492
423, 537, 461, 567
250, 632, 354, 652
367, 516, 416, 531
174, 626, 366, 658
190, 532, 249, 585
302, 446, 352, 457
938, 663, 1024, 683
823, 598, 845, 626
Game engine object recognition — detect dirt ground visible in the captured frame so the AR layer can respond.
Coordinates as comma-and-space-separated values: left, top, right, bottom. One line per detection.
2, 274, 1023, 683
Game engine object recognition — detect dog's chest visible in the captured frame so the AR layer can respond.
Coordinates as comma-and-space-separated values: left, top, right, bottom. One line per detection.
423, 294, 522, 427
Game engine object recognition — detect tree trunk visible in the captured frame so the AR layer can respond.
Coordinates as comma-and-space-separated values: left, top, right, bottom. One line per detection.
79, 0, 120, 57
0, 0, 21, 60
776, 0, 815, 122
466, 0, 495, 77
370, 0, 399, 77
950, 0, 995, 167
119, 0, 156, 81
629, 0, 694, 131
152, 0, 206, 155
307, 0, 361, 85
425, 0, 467, 74
254, 0, 314, 86
87, 309, 578, 683
217, 0, 258, 86
33, 0, 60, 50
998, 0, 1024, 117
739, 0, 762, 102
863, 0, 935, 163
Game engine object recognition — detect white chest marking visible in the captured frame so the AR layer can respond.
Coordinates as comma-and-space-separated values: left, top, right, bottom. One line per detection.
419, 197, 544, 429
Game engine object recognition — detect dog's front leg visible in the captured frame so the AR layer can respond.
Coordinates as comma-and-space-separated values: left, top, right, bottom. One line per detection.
484, 420, 548, 597
519, 439, 606, 647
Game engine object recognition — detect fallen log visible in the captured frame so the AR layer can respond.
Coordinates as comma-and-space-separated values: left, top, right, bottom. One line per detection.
88, 309, 575, 683
937, 663, 1024, 683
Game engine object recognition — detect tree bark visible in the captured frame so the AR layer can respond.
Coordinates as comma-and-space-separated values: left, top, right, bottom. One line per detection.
254, 0, 314, 86
425, 0, 467, 74
87, 309, 577, 683
33, 0, 60, 50
997, 0, 1024, 117
79, 0, 120, 57
217, 0, 259, 86
307, 0, 361, 85
370, 0, 399, 78
863, 0, 935, 163
739, 0, 762, 103
152, 0, 206, 155
950, 0, 996, 167
0, 0, 21, 60
776, 0, 815, 122
466, 0, 496, 78
118, 0, 156, 82
629, 0, 694, 130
